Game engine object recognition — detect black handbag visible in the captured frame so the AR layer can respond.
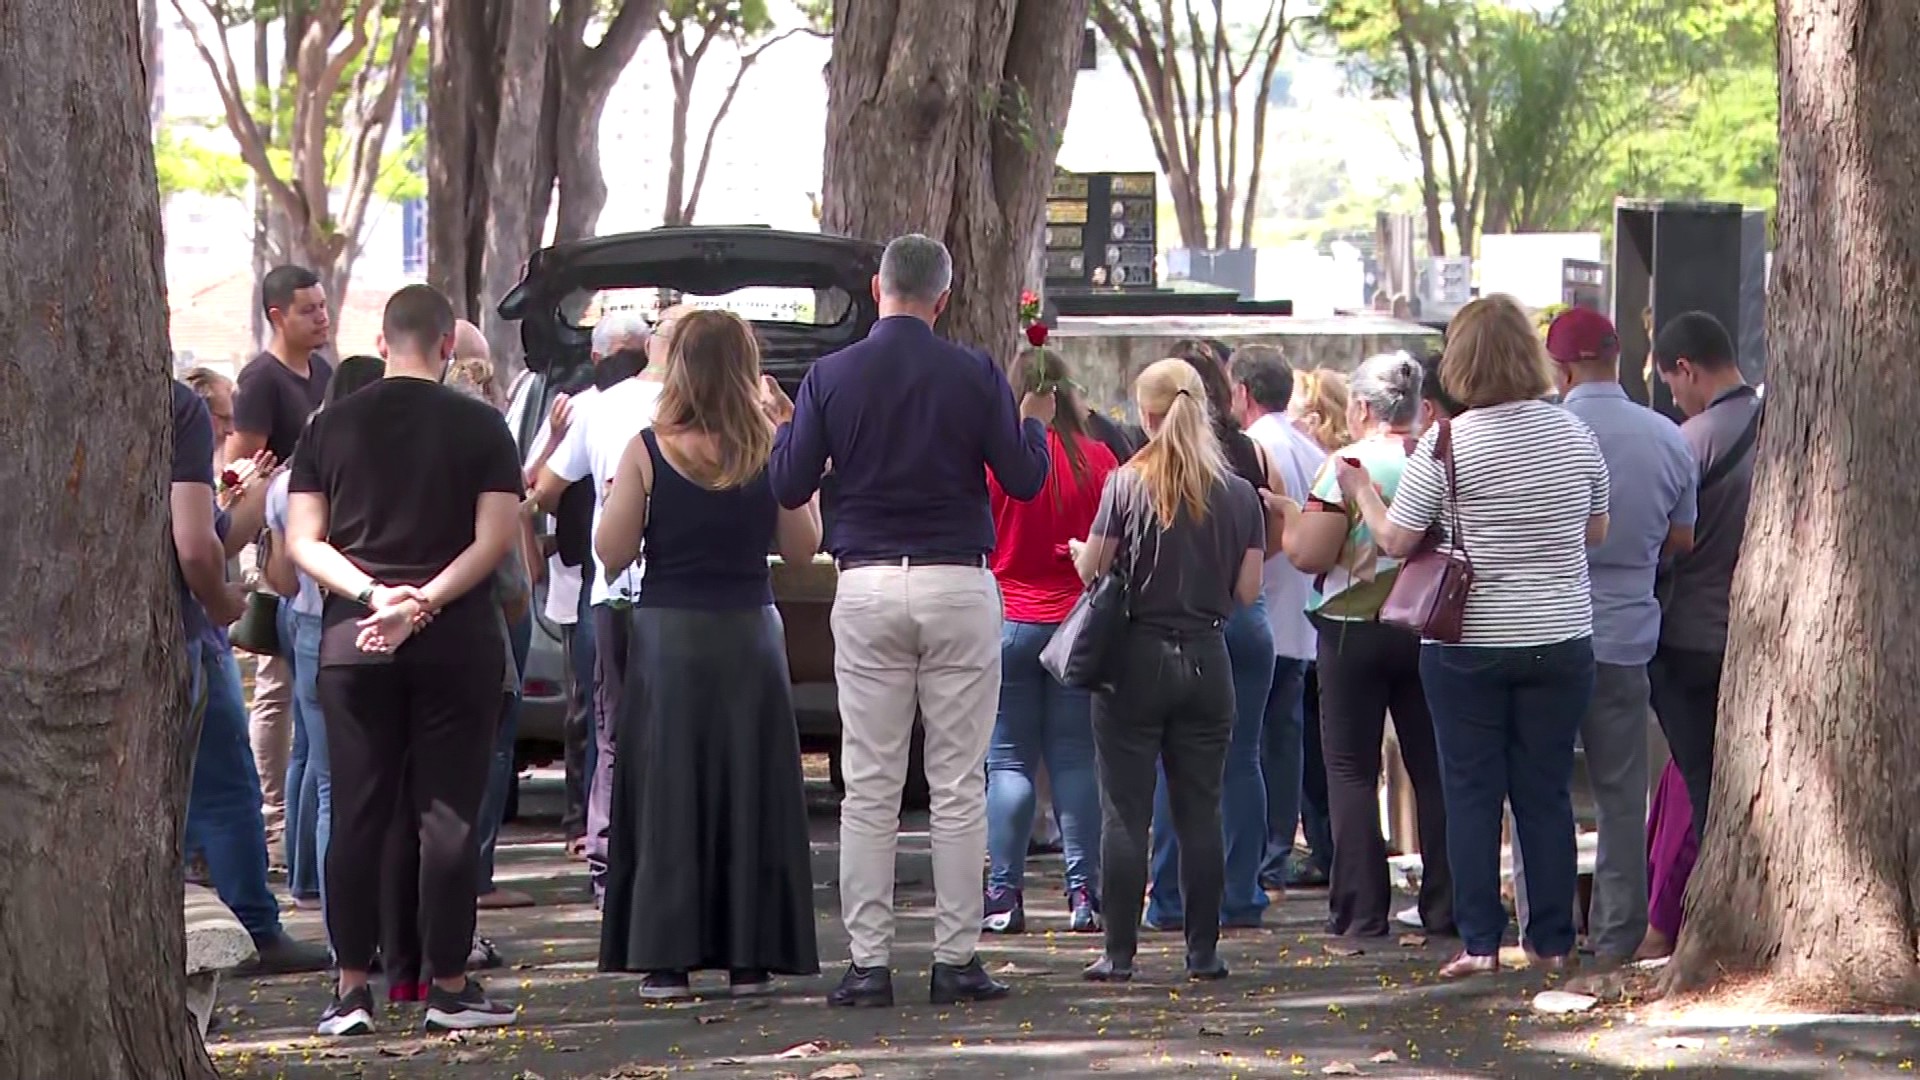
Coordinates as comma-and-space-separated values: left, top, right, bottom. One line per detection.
1039, 566, 1131, 691
228, 590, 282, 655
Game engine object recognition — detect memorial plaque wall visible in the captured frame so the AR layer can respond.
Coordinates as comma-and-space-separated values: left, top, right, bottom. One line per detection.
1045, 171, 1159, 289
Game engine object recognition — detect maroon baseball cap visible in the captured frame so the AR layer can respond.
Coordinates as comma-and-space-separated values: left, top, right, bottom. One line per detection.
1545, 307, 1620, 364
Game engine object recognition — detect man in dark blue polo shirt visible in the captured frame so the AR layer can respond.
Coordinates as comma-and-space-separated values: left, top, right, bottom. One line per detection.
769, 234, 1054, 1008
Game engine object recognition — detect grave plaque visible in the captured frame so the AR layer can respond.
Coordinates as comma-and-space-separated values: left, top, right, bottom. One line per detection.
1045, 170, 1158, 289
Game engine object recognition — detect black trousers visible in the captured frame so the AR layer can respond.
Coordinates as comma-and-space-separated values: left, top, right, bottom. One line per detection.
587, 604, 635, 893
1313, 617, 1453, 937
320, 653, 501, 978
1649, 645, 1723, 842
1092, 627, 1234, 968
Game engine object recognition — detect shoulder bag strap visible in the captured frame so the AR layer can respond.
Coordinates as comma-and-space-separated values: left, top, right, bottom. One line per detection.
1437, 418, 1470, 567
1699, 399, 1763, 494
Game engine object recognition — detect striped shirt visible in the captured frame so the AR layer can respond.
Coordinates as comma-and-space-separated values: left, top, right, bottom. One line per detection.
1388, 400, 1610, 647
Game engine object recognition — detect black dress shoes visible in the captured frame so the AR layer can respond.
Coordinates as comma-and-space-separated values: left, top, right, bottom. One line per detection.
826, 964, 894, 1008
929, 957, 1011, 1005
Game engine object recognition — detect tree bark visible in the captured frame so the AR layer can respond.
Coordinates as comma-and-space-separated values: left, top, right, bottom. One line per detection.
1662, 0, 1920, 1008
0, 2, 215, 1077
428, 0, 503, 321
478, 0, 552, 381
823, 0, 1089, 366
549, 0, 661, 243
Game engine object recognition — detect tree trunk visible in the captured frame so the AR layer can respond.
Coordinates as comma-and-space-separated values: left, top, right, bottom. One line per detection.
1662, 0, 1920, 1008
0, 2, 216, 1077
662, 36, 696, 228
142, 0, 161, 127
478, 0, 552, 381
428, 0, 503, 321
823, 0, 1089, 366
551, 73, 614, 242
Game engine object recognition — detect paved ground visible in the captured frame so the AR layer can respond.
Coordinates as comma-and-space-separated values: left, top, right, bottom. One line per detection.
208, 773, 1920, 1079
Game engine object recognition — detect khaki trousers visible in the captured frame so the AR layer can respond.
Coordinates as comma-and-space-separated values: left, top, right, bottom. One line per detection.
832, 564, 1002, 968
250, 651, 293, 851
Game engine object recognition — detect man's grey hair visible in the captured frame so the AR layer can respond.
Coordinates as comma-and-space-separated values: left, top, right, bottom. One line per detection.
878, 234, 954, 304
1228, 343, 1294, 412
592, 310, 650, 358
1349, 351, 1425, 427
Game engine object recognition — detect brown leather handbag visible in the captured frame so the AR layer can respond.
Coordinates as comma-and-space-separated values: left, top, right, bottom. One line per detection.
1379, 419, 1474, 643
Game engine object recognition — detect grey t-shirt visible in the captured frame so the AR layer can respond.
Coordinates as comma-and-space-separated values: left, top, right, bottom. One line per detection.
1660, 383, 1761, 653
1091, 467, 1263, 634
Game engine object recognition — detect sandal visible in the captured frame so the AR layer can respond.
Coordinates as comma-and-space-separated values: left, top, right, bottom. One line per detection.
1438, 951, 1500, 979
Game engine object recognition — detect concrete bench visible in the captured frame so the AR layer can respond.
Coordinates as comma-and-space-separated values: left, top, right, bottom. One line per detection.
184, 884, 256, 1039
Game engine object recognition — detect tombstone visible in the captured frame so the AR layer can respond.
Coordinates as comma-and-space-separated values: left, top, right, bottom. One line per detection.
1613, 199, 1769, 419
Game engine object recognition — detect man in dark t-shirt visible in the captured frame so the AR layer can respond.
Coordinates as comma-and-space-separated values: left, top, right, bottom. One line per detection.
231, 264, 334, 463
230, 264, 333, 865
287, 285, 523, 1037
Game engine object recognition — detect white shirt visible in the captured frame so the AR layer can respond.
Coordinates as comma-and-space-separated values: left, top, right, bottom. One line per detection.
525, 387, 599, 626
546, 377, 664, 607
1246, 412, 1325, 660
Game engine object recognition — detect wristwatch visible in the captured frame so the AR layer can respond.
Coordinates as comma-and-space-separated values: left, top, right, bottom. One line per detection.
354, 582, 379, 605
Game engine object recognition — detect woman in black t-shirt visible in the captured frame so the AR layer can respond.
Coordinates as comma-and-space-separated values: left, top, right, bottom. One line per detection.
1071, 358, 1265, 984
1141, 342, 1285, 932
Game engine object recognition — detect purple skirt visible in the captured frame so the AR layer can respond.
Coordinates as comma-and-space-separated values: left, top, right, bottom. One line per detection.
1646, 760, 1698, 938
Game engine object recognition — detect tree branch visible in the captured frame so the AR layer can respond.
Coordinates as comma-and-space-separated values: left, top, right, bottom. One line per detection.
339, 0, 424, 256
168, 0, 302, 218
683, 26, 810, 225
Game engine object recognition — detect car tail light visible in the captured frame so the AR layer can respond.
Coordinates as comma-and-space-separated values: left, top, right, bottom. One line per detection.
523, 678, 563, 699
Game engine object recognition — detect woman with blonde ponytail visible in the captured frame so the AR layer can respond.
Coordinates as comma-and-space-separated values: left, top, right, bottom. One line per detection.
1070, 359, 1266, 985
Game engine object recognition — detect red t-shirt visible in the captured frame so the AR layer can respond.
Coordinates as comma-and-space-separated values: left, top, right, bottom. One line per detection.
989, 430, 1120, 624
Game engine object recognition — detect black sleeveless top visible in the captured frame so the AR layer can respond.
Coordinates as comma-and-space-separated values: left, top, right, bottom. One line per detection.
1221, 426, 1269, 491
636, 429, 778, 609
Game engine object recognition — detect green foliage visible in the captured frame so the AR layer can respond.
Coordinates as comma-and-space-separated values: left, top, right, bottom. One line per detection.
154, 122, 255, 198
1315, 0, 1778, 247
661, 0, 775, 39
1605, 59, 1778, 222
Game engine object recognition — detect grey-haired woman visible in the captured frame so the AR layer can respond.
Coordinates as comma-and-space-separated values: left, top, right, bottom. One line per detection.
1276, 352, 1454, 942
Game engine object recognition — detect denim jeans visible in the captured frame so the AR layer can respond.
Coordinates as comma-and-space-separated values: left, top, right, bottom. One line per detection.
477, 610, 532, 893
185, 644, 284, 943
1420, 637, 1594, 958
1146, 597, 1275, 927
1257, 657, 1309, 889
986, 620, 1101, 895
284, 608, 330, 906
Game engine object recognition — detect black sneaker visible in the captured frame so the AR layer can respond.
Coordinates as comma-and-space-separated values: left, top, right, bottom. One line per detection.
315, 985, 376, 1037
639, 971, 694, 1002
729, 968, 775, 998
982, 885, 1025, 935
423, 978, 517, 1031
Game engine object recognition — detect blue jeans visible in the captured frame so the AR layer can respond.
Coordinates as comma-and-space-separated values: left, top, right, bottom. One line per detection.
1420, 637, 1595, 958
986, 620, 1101, 894
477, 611, 532, 893
284, 608, 331, 906
1258, 657, 1310, 888
185, 645, 283, 943
1146, 597, 1276, 927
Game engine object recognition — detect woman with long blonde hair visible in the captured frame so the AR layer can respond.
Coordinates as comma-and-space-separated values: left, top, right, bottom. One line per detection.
594, 309, 823, 1000
1071, 358, 1265, 984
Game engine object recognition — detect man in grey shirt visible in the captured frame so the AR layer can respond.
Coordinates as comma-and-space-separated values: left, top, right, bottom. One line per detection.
1650, 312, 1761, 840
1516, 309, 1698, 963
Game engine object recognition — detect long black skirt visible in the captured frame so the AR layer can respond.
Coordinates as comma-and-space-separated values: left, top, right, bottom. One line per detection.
598, 604, 820, 976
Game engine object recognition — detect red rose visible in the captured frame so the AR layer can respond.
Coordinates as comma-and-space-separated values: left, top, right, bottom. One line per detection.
220, 468, 242, 489
1025, 322, 1049, 347
1021, 290, 1038, 306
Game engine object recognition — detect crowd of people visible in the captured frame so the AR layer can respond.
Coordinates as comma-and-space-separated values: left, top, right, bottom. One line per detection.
167, 233, 1755, 1034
